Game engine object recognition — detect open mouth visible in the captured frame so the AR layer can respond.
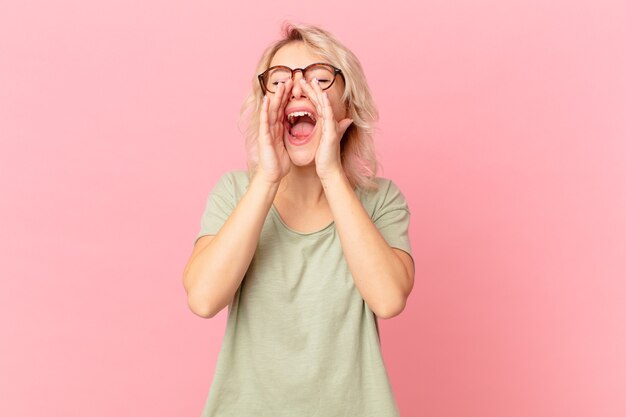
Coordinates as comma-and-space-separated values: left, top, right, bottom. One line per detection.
285, 110, 317, 145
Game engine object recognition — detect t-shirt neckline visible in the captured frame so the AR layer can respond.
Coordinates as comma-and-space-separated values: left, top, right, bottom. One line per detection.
270, 204, 335, 237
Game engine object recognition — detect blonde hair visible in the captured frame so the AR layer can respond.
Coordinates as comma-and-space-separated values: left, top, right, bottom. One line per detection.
240, 22, 380, 191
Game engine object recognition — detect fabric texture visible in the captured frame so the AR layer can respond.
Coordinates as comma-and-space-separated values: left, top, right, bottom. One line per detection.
194, 170, 413, 417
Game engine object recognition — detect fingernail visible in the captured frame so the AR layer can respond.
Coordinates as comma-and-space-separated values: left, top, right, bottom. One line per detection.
299, 78, 306, 84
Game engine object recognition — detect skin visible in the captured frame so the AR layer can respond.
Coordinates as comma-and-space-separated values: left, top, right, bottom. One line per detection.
256, 42, 353, 202
183, 41, 415, 320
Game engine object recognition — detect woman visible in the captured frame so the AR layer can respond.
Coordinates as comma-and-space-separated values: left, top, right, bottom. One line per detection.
183, 22, 415, 417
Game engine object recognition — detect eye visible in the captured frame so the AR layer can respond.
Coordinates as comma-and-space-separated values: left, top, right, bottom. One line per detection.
305, 64, 335, 86
267, 68, 292, 87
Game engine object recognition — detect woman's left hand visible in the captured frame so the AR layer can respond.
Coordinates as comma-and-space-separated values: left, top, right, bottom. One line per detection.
298, 78, 353, 181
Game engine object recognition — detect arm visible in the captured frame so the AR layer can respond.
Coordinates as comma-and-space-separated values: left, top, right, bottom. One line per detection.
183, 81, 294, 318
183, 176, 279, 318
296, 79, 414, 319
321, 172, 415, 319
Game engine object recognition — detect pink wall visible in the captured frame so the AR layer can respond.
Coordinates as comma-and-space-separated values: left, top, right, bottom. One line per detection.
1, 1, 624, 416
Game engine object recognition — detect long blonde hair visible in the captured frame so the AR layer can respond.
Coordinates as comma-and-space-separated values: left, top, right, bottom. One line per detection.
240, 22, 381, 191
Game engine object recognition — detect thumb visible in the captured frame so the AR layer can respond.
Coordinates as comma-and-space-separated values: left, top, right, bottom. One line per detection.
338, 118, 353, 139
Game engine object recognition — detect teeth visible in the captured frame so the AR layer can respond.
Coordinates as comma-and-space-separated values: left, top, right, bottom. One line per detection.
287, 111, 316, 123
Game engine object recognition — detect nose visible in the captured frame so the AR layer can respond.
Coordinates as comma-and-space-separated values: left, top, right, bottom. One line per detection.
290, 71, 307, 100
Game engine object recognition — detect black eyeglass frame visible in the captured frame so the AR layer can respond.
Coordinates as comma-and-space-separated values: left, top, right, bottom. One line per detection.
257, 62, 344, 95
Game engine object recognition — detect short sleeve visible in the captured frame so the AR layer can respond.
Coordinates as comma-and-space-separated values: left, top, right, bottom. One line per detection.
194, 172, 237, 246
371, 179, 413, 259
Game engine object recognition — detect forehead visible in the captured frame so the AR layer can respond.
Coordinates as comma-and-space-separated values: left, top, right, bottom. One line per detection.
269, 42, 325, 68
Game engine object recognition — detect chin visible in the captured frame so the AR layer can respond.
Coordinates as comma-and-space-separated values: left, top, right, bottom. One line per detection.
288, 154, 316, 167
285, 146, 316, 167
284, 131, 321, 167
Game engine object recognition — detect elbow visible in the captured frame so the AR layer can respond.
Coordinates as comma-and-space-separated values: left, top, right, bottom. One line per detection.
183, 269, 232, 319
373, 270, 411, 320
188, 300, 215, 319
374, 296, 407, 320
187, 290, 218, 319
183, 268, 218, 319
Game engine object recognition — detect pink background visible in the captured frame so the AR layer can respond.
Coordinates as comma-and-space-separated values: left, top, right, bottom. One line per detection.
1, 1, 625, 416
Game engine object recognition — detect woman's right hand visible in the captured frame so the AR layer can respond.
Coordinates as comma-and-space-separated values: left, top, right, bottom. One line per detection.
255, 80, 293, 185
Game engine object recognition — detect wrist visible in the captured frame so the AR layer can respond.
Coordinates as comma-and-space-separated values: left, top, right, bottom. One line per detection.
250, 172, 281, 194
320, 169, 348, 189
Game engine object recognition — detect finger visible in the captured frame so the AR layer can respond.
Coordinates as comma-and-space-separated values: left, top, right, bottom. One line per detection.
298, 78, 324, 116
321, 90, 335, 123
313, 80, 331, 123
259, 95, 270, 141
268, 82, 284, 125
277, 78, 293, 121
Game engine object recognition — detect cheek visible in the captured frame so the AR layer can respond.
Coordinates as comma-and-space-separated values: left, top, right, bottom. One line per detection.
324, 89, 347, 120
330, 100, 347, 120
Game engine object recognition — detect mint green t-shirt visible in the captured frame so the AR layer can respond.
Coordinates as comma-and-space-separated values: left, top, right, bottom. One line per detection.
194, 170, 413, 417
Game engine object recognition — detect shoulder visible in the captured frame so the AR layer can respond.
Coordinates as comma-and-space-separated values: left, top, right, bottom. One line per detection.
207, 170, 250, 206
217, 169, 249, 182
357, 177, 410, 218
214, 169, 250, 191
357, 176, 405, 204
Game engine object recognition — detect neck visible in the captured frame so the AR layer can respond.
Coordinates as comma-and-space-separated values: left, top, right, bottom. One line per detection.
278, 165, 326, 206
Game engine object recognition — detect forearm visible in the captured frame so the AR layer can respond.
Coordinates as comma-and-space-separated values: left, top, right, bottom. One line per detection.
321, 171, 410, 318
185, 176, 279, 317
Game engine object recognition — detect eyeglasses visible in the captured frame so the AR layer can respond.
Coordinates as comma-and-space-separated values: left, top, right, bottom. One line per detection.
258, 62, 343, 95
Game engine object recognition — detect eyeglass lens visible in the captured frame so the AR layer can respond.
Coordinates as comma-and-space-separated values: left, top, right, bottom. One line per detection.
265, 64, 335, 93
